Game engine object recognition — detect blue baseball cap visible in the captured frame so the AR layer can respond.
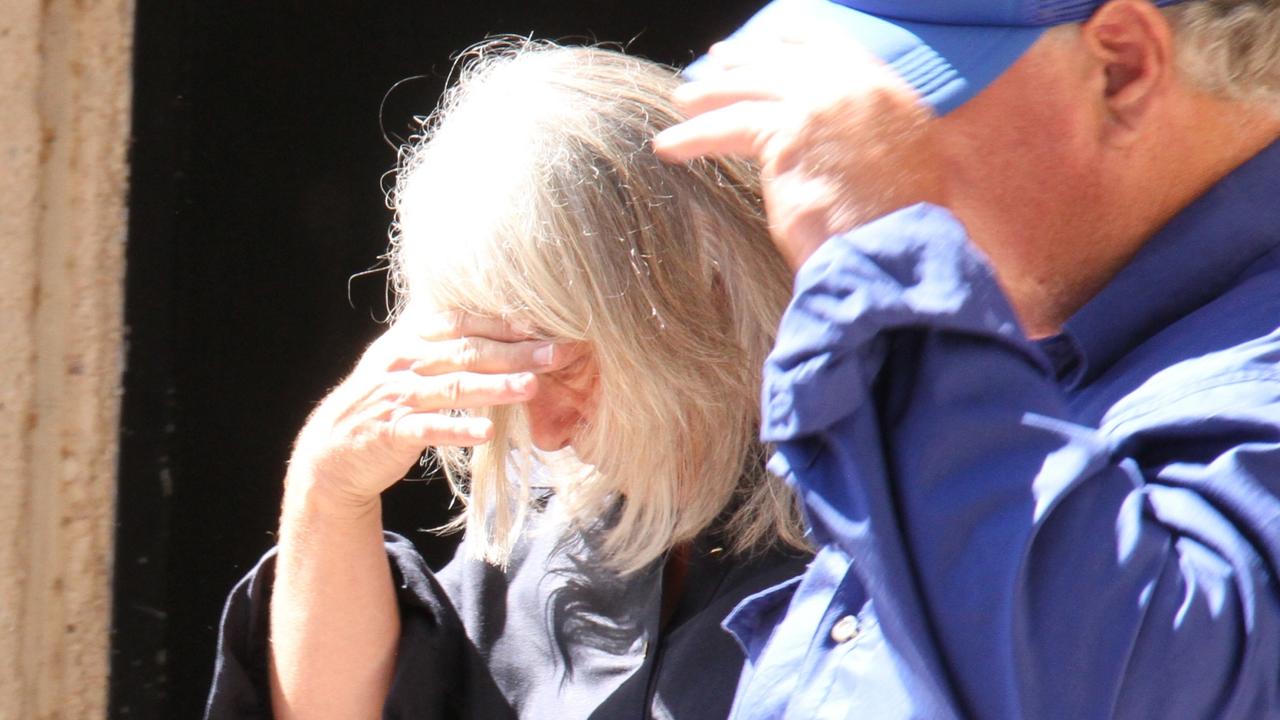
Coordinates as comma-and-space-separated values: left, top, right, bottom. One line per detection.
687, 0, 1190, 115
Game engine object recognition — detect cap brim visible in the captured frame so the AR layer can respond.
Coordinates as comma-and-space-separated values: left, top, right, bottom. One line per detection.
685, 0, 1046, 115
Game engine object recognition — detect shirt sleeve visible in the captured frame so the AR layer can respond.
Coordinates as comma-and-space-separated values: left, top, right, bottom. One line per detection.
202, 532, 487, 720
764, 203, 1280, 719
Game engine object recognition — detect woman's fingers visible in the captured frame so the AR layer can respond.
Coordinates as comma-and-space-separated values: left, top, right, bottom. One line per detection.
390, 412, 494, 446
406, 309, 534, 343
288, 324, 549, 503
394, 370, 537, 411
380, 312, 584, 376
397, 336, 564, 375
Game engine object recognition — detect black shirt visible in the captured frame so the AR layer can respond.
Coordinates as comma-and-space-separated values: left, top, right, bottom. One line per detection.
204, 497, 809, 719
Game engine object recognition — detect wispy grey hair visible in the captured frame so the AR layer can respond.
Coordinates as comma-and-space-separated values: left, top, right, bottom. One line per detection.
1163, 0, 1280, 115
389, 40, 806, 573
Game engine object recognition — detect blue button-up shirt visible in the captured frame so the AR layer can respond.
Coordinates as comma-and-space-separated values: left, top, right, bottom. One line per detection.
726, 141, 1280, 719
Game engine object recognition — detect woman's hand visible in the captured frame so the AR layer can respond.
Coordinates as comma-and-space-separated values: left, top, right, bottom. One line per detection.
285, 310, 564, 515
269, 310, 565, 719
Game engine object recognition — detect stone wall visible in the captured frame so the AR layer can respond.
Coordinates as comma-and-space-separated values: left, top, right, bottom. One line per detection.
0, 0, 134, 717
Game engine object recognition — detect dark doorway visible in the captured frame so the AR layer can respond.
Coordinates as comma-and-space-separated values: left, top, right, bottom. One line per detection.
113, 2, 759, 717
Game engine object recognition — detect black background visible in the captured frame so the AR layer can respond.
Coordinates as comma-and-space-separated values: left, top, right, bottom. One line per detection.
113, 1, 759, 717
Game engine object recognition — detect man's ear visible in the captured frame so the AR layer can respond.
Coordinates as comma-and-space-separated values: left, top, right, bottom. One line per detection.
1081, 0, 1176, 142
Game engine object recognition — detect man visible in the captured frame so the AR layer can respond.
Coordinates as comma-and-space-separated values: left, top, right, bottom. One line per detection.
654, 0, 1280, 717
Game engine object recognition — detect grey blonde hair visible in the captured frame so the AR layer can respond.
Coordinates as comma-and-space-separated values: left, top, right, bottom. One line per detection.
1162, 1, 1280, 114
389, 40, 805, 573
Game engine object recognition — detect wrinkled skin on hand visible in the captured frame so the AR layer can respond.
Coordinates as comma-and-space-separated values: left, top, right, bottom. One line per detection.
286, 310, 577, 511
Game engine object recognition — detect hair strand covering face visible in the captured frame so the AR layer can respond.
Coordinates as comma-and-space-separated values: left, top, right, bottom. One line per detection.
387, 39, 807, 574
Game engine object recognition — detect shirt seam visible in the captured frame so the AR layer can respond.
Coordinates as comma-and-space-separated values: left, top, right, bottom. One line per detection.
1102, 370, 1280, 437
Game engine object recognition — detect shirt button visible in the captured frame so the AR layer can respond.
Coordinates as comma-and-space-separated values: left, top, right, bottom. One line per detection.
830, 615, 861, 644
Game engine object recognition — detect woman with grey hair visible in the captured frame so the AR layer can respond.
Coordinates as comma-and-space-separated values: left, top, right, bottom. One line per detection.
205, 41, 809, 720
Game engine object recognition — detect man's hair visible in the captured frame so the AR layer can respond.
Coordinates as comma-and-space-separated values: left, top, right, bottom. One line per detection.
389, 40, 805, 573
1163, 0, 1280, 114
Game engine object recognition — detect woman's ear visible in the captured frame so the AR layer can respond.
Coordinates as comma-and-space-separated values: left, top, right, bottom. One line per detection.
1081, 0, 1177, 143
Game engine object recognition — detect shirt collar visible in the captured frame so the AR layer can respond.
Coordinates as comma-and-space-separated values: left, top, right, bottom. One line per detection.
1047, 139, 1280, 389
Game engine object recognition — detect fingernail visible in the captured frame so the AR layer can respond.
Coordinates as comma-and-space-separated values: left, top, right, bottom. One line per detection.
652, 130, 675, 154
533, 344, 555, 367
511, 373, 536, 393
670, 83, 700, 101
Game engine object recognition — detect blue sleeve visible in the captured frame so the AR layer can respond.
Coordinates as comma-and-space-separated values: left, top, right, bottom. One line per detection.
764, 203, 1280, 719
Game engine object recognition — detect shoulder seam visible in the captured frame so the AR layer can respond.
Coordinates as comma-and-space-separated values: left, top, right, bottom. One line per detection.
1103, 369, 1280, 437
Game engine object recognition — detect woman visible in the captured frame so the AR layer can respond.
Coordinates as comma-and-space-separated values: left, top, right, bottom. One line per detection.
205, 40, 809, 720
